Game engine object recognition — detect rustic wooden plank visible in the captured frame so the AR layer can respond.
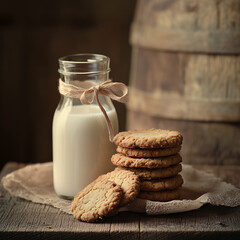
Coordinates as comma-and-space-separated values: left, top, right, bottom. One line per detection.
130, 48, 240, 100
171, 0, 198, 30
0, 163, 111, 235
197, 0, 218, 29
0, 162, 140, 239
184, 54, 240, 100
0, 199, 111, 234
139, 162, 240, 238
140, 205, 240, 240
107, 212, 140, 240
219, 0, 240, 30
0, 162, 240, 240
207, 56, 239, 99
0, 199, 113, 238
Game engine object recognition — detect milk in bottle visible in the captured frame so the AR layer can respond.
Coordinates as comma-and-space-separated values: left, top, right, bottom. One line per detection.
53, 54, 118, 199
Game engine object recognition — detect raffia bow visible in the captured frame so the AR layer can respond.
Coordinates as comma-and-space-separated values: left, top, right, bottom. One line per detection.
58, 79, 128, 142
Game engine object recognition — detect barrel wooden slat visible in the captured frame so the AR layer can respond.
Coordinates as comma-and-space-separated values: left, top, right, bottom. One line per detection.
131, 0, 240, 53
129, 49, 240, 109
128, 0, 240, 165
198, 0, 218, 29
219, 0, 240, 30
128, 87, 240, 122
135, 0, 240, 30
185, 55, 240, 99
130, 25, 240, 53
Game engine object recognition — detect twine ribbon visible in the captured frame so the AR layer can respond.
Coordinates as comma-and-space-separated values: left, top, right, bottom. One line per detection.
58, 79, 128, 142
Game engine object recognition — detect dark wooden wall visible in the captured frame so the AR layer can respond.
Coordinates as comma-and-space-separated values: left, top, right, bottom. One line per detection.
0, 0, 136, 170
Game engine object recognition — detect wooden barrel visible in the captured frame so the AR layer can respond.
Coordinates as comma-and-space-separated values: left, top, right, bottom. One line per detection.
127, 0, 240, 165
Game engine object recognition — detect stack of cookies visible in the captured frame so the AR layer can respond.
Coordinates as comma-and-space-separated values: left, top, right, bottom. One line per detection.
112, 129, 183, 202
71, 128, 183, 222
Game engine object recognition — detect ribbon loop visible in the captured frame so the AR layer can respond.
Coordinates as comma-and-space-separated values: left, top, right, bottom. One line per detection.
58, 79, 128, 142
80, 88, 95, 104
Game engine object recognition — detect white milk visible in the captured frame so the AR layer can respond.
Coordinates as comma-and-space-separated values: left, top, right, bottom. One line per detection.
52, 104, 118, 198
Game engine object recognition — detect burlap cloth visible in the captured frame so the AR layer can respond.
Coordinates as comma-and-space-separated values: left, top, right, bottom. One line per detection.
2, 162, 240, 215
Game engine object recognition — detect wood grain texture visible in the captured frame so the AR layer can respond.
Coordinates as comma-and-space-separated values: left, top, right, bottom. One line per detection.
128, 0, 240, 165
130, 26, 240, 54
131, 0, 240, 53
0, 162, 240, 240
128, 87, 240, 122
127, 48, 240, 164
129, 48, 240, 121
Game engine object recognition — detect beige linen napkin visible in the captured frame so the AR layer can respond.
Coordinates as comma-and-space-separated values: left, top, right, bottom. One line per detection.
2, 163, 240, 215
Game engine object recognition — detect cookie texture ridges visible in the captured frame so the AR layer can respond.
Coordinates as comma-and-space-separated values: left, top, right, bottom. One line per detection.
117, 146, 181, 157
113, 129, 183, 149
97, 168, 140, 206
111, 153, 182, 169
113, 128, 183, 203
138, 188, 181, 201
71, 179, 122, 222
118, 164, 182, 179
140, 175, 183, 191
71, 128, 184, 222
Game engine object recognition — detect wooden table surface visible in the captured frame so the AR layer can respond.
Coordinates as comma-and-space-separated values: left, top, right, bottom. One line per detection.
0, 162, 240, 240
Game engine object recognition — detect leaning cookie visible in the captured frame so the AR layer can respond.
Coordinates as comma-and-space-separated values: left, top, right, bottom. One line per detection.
138, 188, 181, 201
97, 168, 140, 206
140, 175, 183, 191
113, 129, 183, 149
118, 164, 182, 179
111, 153, 182, 169
117, 146, 181, 157
71, 178, 122, 222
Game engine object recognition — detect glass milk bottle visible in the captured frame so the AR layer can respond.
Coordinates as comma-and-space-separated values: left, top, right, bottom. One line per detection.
53, 54, 118, 199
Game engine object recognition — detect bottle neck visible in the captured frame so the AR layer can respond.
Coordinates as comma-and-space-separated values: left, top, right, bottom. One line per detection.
58, 54, 110, 83
60, 72, 109, 84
